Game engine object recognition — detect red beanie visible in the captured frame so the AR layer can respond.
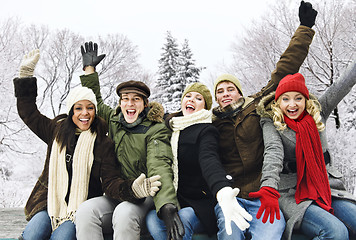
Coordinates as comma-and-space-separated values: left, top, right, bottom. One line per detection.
275, 73, 309, 101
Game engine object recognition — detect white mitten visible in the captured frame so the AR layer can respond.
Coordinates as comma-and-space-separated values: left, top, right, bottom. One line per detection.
132, 173, 161, 199
216, 187, 253, 235
19, 49, 40, 78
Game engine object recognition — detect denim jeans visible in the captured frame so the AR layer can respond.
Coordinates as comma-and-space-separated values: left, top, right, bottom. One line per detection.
214, 197, 285, 240
300, 199, 356, 240
21, 210, 76, 240
146, 207, 205, 240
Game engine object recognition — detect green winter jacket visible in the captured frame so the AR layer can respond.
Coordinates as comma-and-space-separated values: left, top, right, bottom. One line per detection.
80, 73, 178, 212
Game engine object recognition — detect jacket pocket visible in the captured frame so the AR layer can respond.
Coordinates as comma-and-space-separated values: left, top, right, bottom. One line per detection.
327, 164, 346, 191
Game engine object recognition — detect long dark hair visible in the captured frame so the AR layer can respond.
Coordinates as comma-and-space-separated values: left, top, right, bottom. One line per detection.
164, 111, 183, 130
54, 106, 108, 151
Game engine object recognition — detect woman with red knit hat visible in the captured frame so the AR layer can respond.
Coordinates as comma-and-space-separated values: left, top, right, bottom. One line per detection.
257, 65, 356, 240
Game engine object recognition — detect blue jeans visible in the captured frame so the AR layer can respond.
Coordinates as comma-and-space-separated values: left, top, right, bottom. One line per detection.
146, 207, 205, 240
214, 197, 285, 240
300, 199, 356, 240
22, 210, 76, 240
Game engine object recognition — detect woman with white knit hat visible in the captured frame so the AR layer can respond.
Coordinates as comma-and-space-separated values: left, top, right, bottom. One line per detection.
14, 50, 158, 240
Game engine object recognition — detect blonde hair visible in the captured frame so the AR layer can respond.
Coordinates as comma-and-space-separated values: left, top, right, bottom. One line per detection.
271, 97, 325, 131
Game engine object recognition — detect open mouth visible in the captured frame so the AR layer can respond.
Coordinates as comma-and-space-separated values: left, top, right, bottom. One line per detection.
79, 118, 90, 124
287, 109, 299, 116
186, 104, 195, 111
127, 109, 136, 116
222, 99, 232, 104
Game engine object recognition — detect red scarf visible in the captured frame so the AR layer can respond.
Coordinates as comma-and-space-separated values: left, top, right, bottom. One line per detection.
284, 111, 333, 213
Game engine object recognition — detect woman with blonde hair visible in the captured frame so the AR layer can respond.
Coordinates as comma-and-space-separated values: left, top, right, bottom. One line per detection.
257, 67, 356, 240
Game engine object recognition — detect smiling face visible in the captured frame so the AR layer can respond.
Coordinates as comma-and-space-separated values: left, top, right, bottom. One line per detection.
181, 91, 206, 116
72, 100, 96, 131
120, 93, 145, 123
278, 91, 306, 120
215, 81, 242, 108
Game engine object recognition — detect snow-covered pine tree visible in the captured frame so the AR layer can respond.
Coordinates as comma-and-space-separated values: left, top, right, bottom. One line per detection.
152, 31, 180, 113
169, 39, 204, 112
179, 39, 203, 86
153, 34, 204, 113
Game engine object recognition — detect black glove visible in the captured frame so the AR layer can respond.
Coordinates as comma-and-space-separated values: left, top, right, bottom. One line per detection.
80, 41, 106, 70
159, 203, 185, 240
299, 1, 318, 28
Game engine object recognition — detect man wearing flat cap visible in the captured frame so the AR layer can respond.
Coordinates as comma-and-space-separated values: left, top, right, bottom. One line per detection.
75, 42, 184, 240
116, 80, 150, 97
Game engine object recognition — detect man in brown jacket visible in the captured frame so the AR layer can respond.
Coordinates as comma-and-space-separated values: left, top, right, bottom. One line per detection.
212, 1, 317, 239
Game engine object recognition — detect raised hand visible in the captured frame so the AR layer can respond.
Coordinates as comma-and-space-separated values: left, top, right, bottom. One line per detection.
299, 0, 318, 28
19, 49, 40, 78
80, 41, 106, 70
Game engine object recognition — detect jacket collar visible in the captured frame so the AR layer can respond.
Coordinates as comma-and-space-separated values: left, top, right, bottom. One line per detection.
212, 97, 254, 120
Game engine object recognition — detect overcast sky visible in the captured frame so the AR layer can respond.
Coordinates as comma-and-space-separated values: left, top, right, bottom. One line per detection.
2, 0, 283, 77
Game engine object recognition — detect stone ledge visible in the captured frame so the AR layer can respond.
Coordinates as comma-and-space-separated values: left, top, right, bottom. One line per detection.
0, 208, 26, 239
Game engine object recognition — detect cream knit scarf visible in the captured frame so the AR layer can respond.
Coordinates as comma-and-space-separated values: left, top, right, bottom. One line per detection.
170, 109, 212, 191
48, 130, 97, 230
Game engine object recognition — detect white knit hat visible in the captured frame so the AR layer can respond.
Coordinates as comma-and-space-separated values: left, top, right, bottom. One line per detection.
66, 86, 97, 114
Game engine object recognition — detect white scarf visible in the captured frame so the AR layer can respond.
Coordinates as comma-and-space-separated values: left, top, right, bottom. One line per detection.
170, 109, 212, 191
48, 130, 96, 230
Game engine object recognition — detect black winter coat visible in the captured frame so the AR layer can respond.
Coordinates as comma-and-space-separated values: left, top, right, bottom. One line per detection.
176, 123, 231, 235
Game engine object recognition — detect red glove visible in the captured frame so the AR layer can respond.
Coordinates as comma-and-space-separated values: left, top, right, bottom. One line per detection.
249, 186, 281, 224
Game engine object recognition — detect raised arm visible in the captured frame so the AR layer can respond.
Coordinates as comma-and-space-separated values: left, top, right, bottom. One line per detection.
14, 50, 55, 144
319, 60, 356, 120
79, 42, 114, 122
257, 1, 317, 98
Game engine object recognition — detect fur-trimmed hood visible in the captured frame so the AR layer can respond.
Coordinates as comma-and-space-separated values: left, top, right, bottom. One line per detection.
256, 91, 276, 119
146, 101, 165, 123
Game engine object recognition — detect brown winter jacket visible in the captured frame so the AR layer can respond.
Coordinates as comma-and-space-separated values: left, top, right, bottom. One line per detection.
212, 25, 315, 198
14, 77, 139, 221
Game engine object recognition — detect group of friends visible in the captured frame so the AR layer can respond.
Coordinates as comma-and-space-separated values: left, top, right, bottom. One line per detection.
13, 1, 356, 240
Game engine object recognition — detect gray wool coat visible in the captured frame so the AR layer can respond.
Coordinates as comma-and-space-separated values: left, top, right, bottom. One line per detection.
257, 61, 356, 240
